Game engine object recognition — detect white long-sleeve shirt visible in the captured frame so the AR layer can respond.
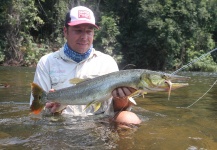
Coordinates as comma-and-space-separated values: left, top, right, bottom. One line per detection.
30, 46, 119, 116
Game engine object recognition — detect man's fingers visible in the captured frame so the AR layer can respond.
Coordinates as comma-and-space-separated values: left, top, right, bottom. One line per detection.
112, 89, 118, 97
51, 105, 58, 113
45, 102, 54, 108
45, 102, 61, 113
112, 87, 137, 98
127, 87, 137, 93
117, 88, 125, 97
49, 89, 55, 92
122, 87, 131, 96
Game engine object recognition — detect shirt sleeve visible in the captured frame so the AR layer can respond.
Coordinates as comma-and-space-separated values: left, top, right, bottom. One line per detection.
29, 55, 51, 105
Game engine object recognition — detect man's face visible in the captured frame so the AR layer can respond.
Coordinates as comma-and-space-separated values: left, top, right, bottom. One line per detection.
64, 24, 94, 53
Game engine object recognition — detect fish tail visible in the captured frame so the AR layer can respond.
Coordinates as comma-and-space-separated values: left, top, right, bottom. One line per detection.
30, 83, 47, 115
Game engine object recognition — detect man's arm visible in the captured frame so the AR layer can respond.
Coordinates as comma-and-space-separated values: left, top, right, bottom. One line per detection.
112, 87, 137, 111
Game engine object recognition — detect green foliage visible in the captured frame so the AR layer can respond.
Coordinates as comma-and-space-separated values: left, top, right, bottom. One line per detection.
0, 40, 7, 62
107, 0, 217, 70
0, 0, 11, 63
0, 0, 44, 65
37, 0, 67, 46
137, 0, 216, 70
94, 15, 122, 63
23, 41, 50, 67
186, 48, 217, 72
0, 0, 216, 72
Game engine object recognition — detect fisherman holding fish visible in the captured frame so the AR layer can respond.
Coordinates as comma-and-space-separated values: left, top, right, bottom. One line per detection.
30, 6, 141, 125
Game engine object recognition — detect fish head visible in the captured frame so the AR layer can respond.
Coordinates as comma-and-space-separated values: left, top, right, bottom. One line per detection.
138, 73, 189, 92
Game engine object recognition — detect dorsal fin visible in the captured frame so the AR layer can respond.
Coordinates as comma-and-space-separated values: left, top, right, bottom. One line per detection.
69, 78, 90, 84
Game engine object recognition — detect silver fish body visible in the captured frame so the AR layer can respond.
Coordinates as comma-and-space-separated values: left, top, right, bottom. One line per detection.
47, 69, 143, 105
30, 69, 189, 114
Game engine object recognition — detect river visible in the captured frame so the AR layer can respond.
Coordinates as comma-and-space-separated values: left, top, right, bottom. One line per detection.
0, 66, 216, 150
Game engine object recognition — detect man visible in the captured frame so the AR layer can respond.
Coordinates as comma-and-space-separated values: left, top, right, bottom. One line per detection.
30, 6, 141, 125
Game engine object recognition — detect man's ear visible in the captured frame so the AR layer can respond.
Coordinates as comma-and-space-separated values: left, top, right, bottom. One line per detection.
63, 26, 68, 38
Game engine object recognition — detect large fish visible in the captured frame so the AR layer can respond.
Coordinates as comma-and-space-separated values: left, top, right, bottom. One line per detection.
30, 69, 189, 114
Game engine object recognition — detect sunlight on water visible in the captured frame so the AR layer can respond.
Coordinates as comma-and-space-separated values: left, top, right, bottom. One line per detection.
0, 67, 217, 149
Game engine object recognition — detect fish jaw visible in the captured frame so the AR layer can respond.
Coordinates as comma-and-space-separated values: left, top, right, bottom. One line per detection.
169, 82, 189, 90
166, 75, 190, 91
137, 72, 190, 92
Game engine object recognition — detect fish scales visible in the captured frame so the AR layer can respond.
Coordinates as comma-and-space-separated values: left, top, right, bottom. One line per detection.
30, 69, 190, 114
46, 69, 143, 105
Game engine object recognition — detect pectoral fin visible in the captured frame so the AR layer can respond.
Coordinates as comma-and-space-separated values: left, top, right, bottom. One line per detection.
93, 102, 101, 112
83, 101, 95, 111
129, 90, 147, 98
128, 97, 137, 105
127, 90, 148, 105
83, 101, 101, 112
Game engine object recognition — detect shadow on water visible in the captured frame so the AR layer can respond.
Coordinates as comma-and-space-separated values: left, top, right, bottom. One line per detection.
0, 66, 217, 149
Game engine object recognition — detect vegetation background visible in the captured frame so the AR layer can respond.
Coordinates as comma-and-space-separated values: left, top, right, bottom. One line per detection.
0, 0, 217, 71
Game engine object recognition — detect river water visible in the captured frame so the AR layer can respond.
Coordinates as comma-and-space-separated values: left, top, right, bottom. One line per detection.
0, 66, 216, 150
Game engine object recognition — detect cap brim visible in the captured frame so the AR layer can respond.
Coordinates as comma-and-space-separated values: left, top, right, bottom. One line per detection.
68, 20, 99, 29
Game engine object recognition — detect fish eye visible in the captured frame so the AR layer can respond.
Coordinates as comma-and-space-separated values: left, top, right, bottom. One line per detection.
162, 74, 167, 79
138, 86, 143, 89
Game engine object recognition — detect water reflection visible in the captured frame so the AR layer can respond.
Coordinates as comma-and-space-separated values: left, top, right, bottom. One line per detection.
0, 66, 35, 103
0, 66, 217, 149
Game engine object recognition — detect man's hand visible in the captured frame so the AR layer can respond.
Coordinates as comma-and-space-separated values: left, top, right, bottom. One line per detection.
45, 102, 62, 113
45, 89, 65, 114
112, 87, 137, 111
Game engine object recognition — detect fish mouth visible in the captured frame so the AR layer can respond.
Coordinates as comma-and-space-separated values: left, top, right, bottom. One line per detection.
163, 76, 190, 100
164, 75, 190, 90
167, 75, 190, 82
164, 80, 189, 91
138, 73, 190, 92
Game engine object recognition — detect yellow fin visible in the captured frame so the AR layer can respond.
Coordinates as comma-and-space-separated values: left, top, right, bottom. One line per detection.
126, 90, 147, 105
129, 90, 147, 98
83, 101, 102, 112
69, 78, 91, 84
93, 102, 101, 112
83, 101, 95, 111
141, 91, 147, 98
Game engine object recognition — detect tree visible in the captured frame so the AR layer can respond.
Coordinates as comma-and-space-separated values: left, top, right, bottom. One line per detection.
113, 0, 216, 70
0, 0, 216, 71
1, 0, 44, 65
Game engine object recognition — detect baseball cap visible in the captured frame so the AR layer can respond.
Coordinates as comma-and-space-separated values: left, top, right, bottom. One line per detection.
66, 6, 99, 29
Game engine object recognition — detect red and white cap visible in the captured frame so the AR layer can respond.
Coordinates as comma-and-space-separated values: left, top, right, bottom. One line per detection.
68, 6, 99, 29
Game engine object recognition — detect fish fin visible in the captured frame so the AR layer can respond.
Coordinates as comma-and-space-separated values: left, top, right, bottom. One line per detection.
129, 90, 147, 98
83, 101, 95, 111
128, 97, 137, 105
128, 90, 140, 97
69, 78, 90, 84
83, 101, 102, 112
55, 104, 67, 113
93, 102, 101, 112
30, 83, 47, 115
127, 90, 147, 105
141, 91, 147, 98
